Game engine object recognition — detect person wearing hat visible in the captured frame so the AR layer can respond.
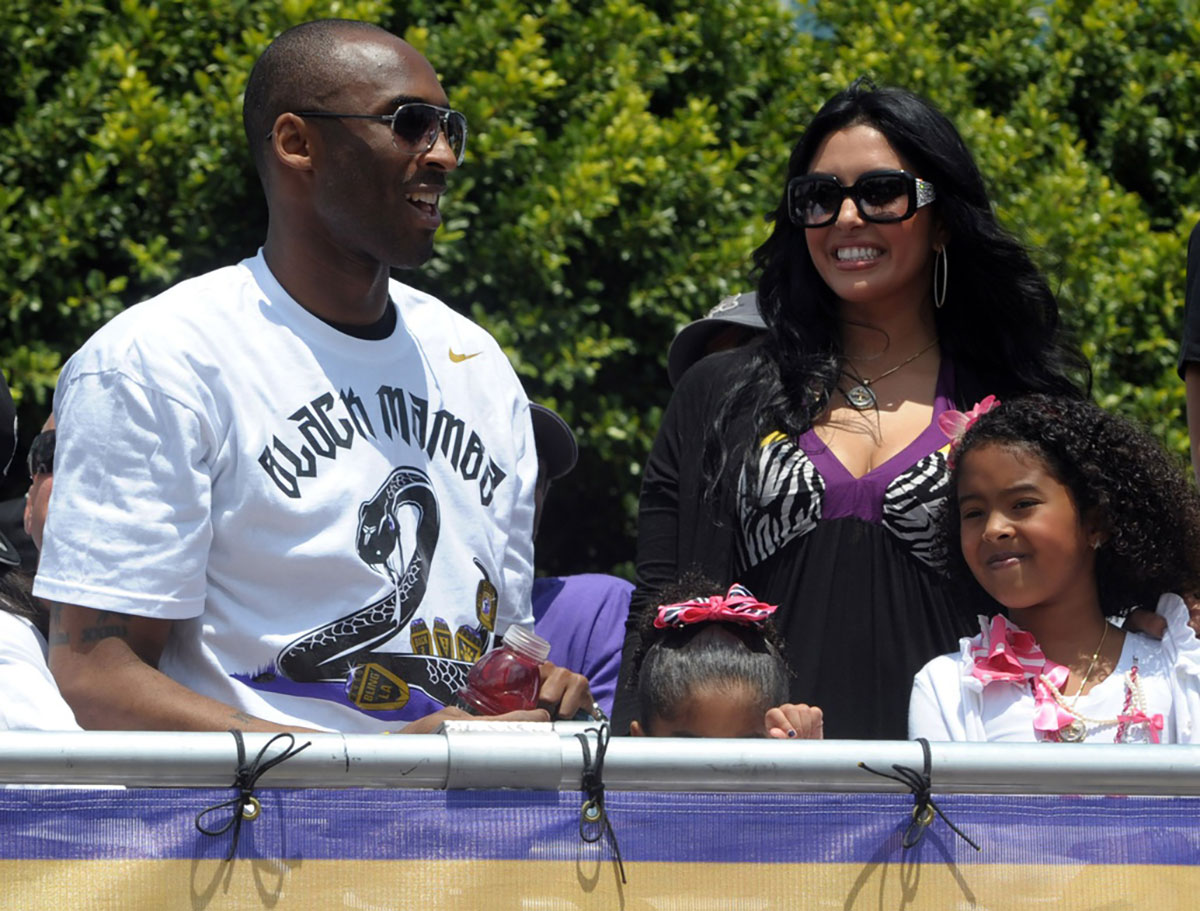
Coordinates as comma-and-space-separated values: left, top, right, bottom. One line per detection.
530, 404, 631, 718
0, 373, 79, 731
666, 291, 766, 387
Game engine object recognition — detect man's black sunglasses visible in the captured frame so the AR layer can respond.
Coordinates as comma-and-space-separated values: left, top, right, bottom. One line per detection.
284, 102, 468, 166
27, 428, 54, 476
787, 169, 936, 228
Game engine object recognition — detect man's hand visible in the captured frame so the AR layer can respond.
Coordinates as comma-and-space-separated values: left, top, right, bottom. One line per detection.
538, 662, 595, 719
765, 703, 824, 740
397, 661, 594, 732
397, 705, 551, 734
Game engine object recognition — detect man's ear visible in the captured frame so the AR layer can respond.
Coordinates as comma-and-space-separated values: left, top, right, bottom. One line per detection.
629, 720, 645, 737
268, 112, 317, 174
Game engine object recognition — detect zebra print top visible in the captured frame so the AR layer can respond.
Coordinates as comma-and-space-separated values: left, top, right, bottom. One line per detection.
738, 361, 955, 571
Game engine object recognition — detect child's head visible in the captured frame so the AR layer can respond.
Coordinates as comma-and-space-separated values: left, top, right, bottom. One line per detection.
940, 394, 1200, 619
631, 573, 789, 737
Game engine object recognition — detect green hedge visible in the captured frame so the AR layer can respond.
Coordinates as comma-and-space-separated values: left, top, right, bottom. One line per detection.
2, 0, 1196, 575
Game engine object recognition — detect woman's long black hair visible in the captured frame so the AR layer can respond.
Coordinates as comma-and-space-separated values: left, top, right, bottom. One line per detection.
703, 79, 1090, 492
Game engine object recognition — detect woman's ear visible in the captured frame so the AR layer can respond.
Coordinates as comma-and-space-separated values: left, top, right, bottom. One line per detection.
629, 720, 645, 737
933, 222, 951, 253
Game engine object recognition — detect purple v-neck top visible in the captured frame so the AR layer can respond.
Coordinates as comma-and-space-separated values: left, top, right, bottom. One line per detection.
796, 359, 955, 524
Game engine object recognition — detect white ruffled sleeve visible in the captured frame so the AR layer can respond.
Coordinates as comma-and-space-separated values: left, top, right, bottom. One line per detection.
909, 624, 988, 741
1155, 592, 1200, 743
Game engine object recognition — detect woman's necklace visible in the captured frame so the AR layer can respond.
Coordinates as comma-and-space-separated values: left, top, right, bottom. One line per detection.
1039, 622, 1109, 743
841, 339, 938, 410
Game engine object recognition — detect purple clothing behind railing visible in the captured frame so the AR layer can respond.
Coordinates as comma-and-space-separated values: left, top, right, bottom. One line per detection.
532, 574, 632, 718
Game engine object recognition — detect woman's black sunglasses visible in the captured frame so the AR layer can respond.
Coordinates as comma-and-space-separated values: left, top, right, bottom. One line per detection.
787, 169, 936, 228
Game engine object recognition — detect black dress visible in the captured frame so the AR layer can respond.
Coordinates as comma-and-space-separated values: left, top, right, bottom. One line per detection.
614, 347, 983, 739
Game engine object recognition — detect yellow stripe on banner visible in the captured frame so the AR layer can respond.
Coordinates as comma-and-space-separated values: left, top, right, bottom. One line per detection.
2, 859, 1198, 910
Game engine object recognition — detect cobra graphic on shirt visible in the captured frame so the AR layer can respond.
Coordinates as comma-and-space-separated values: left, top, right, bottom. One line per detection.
235, 464, 501, 719
234, 381, 512, 722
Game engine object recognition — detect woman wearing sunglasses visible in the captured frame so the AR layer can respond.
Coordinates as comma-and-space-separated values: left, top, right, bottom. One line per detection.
615, 79, 1089, 739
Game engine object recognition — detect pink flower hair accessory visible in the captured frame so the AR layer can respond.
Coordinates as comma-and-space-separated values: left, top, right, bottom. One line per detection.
938, 395, 1000, 466
654, 584, 778, 629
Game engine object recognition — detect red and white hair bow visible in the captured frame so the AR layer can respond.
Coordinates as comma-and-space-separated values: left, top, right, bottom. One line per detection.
654, 584, 778, 629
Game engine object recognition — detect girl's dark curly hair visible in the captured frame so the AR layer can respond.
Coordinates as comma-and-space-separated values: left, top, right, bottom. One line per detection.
703, 79, 1089, 493
939, 394, 1200, 618
630, 571, 789, 729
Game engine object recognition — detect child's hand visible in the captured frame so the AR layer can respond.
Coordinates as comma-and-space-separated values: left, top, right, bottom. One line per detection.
1185, 592, 1200, 638
1125, 608, 1167, 640
765, 703, 823, 740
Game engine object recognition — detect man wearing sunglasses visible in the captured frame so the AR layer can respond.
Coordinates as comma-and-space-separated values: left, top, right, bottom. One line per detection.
36, 20, 591, 735
23, 417, 54, 555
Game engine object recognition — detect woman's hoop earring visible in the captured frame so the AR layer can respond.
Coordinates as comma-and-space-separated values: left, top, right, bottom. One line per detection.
933, 247, 948, 309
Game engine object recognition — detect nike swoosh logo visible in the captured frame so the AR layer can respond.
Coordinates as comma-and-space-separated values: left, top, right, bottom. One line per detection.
449, 349, 481, 363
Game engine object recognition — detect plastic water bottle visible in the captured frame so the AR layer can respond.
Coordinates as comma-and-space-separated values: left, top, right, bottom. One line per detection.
457, 626, 551, 715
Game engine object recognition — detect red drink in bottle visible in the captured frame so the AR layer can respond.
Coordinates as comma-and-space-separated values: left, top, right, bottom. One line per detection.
457, 625, 551, 715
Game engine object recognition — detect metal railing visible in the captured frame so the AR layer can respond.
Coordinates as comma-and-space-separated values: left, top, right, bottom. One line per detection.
2, 722, 1199, 794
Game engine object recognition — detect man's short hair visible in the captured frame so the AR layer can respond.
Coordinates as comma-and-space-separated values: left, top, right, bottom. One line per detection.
242, 19, 392, 176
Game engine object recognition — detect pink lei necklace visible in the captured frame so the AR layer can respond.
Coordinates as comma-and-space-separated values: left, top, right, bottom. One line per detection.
970, 615, 1164, 744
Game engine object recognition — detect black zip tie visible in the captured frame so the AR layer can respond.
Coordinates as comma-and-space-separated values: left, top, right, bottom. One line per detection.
195, 730, 312, 861
574, 722, 626, 884
858, 737, 980, 852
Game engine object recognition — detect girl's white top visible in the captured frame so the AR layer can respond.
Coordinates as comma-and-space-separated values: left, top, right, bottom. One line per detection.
909, 594, 1200, 743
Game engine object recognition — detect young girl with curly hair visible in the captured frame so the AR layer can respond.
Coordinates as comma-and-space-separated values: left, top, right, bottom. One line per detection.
629, 574, 822, 739
910, 395, 1200, 742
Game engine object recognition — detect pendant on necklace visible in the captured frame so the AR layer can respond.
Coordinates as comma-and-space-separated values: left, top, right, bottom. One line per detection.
844, 384, 875, 410
1058, 719, 1088, 743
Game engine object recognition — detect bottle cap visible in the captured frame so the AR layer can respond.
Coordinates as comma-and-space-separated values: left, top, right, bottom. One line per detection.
502, 624, 551, 663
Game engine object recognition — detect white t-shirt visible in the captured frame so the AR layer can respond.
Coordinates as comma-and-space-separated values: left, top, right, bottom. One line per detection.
909, 594, 1200, 743
34, 252, 537, 732
0, 611, 80, 731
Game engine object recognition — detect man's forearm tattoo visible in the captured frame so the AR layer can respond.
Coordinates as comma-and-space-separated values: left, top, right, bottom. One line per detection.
79, 610, 130, 644
80, 623, 130, 643
229, 711, 258, 728
47, 603, 70, 648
